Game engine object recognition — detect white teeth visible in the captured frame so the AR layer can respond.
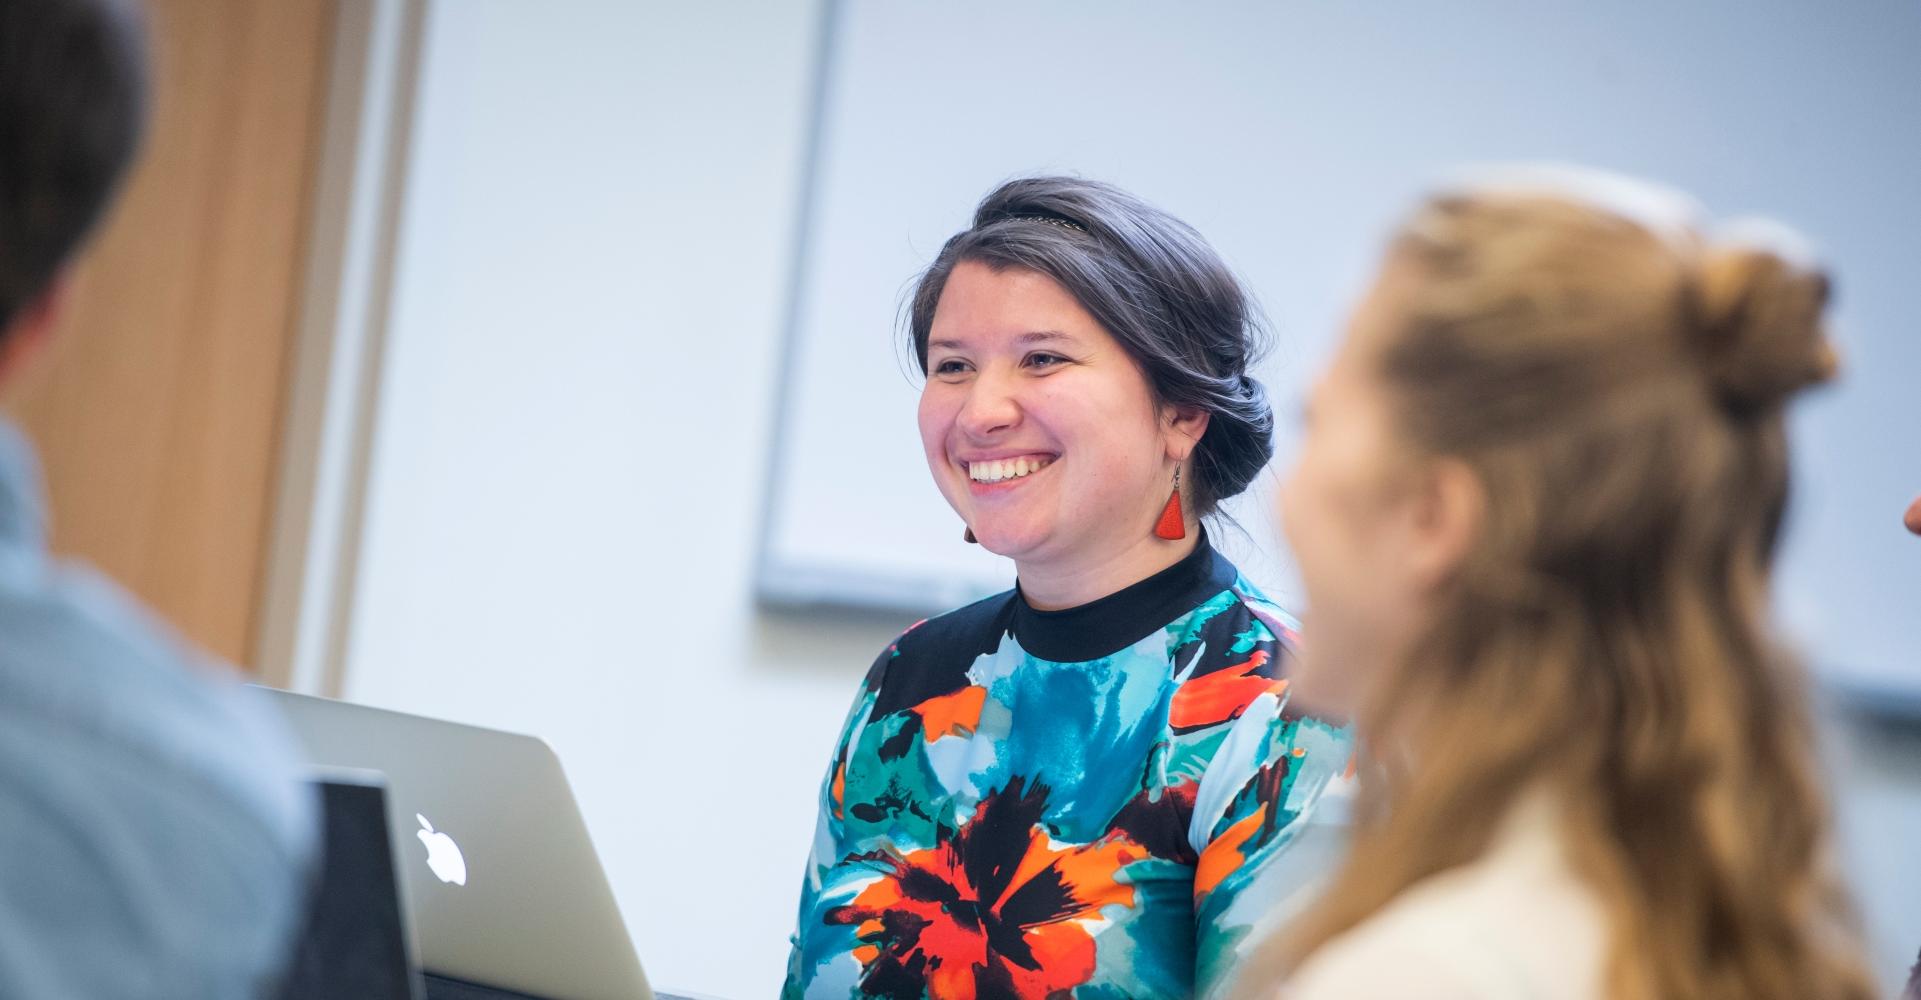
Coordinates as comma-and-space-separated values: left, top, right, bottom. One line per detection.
968, 457, 1053, 483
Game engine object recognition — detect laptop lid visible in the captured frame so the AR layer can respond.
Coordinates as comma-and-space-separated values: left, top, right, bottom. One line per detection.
280, 769, 424, 1000
260, 689, 653, 1000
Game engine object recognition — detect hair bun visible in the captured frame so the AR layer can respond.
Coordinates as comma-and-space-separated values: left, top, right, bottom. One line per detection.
1690, 238, 1838, 417
1196, 371, 1274, 504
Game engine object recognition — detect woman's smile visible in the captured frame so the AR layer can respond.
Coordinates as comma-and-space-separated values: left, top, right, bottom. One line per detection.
961, 452, 1059, 494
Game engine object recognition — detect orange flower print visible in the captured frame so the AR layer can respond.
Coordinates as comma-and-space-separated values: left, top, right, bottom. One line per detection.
1169, 650, 1287, 732
826, 777, 1142, 999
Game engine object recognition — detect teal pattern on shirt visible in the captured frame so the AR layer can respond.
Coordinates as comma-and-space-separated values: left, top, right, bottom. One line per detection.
783, 540, 1351, 999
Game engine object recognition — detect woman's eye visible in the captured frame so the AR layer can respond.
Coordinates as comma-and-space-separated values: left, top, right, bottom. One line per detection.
1026, 352, 1067, 369
933, 359, 970, 376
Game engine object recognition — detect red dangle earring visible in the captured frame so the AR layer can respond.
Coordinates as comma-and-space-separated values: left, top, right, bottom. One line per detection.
1154, 467, 1186, 540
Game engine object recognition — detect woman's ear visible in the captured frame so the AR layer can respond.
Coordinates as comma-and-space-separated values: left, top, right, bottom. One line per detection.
1406, 456, 1485, 591
1163, 404, 1211, 461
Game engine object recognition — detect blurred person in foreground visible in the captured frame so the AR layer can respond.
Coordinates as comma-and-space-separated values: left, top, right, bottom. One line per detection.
0, 0, 314, 996
783, 176, 1351, 999
1253, 167, 1874, 1000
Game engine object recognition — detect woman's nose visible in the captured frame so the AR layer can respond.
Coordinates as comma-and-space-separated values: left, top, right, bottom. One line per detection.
957, 370, 1021, 438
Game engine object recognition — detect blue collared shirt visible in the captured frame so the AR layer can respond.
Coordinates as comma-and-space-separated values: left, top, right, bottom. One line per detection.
0, 422, 316, 998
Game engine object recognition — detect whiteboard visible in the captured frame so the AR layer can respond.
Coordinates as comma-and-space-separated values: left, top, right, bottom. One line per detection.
757, 0, 1921, 696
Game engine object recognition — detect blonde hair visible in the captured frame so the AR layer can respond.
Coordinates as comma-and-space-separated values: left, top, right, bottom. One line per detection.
1264, 174, 1872, 1000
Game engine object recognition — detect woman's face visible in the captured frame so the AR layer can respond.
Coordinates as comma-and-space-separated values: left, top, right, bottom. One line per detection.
918, 261, 1187, 573
1278, 267, 1466, 717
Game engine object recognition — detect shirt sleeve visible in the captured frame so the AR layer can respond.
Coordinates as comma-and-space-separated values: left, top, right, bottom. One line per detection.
779, 643, 891, 1000
0, 582, 318, 1000
1189, 689, 1353, 1000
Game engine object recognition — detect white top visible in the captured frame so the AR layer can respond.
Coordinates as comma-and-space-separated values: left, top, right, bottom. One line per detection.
1282, 793, 1609, 1000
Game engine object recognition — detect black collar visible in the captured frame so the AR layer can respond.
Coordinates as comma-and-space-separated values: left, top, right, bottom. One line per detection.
1009, 533, 1238, 663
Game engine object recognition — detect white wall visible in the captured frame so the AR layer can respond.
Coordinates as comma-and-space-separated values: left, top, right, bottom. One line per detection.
332, 2, 1921, 996
763, 0, 1921, 696
338, 2, 894, 994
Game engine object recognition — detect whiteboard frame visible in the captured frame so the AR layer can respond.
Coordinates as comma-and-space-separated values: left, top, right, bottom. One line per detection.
752, 0, 999, 618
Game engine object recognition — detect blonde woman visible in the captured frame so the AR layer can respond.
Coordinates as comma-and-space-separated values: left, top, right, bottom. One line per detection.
1256, 168, 1874, 1000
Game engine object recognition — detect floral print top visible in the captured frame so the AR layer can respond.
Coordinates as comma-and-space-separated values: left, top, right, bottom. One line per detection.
782, 538, 1352, 999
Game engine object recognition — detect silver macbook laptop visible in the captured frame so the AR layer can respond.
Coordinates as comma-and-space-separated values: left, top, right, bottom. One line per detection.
261, 688, 654, 1000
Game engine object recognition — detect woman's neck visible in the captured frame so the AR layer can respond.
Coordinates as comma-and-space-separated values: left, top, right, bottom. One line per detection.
1015, 533, 1201, 611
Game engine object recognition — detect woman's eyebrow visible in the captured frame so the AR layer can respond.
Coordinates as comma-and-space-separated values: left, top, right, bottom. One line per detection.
929, 331, 1076, 352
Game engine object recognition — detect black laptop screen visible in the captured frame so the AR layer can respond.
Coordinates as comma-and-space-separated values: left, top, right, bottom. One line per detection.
279, 776, 422, 1000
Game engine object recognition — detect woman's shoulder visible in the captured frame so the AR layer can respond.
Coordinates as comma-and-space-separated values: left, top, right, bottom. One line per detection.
1220, 570, 1302, 651
1284, 800, 1608, 1000
1173, 554, 1299, 651
860, 590, 1017, 718
1166, 569, 1303, 725
892, 589, 1019, 660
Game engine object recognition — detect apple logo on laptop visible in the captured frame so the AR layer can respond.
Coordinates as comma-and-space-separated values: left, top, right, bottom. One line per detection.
416, 813, 467, 886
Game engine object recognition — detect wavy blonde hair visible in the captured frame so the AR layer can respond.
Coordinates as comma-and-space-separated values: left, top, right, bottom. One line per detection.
1260, 176, 1873, 1000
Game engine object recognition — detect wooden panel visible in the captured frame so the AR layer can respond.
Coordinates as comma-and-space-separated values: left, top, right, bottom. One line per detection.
0, 0, 337, 667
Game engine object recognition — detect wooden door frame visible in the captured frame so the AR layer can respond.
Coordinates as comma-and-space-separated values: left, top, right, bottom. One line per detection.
255, 0, 427, 695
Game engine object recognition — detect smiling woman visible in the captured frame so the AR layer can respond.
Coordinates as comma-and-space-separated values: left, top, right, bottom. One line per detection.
918, 267, 1192, 606
780, 177, 1353, 1000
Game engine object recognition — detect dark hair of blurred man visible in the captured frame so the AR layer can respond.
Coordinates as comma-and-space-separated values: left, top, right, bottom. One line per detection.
0, 1, 315, 997
0, 0, 143, 338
